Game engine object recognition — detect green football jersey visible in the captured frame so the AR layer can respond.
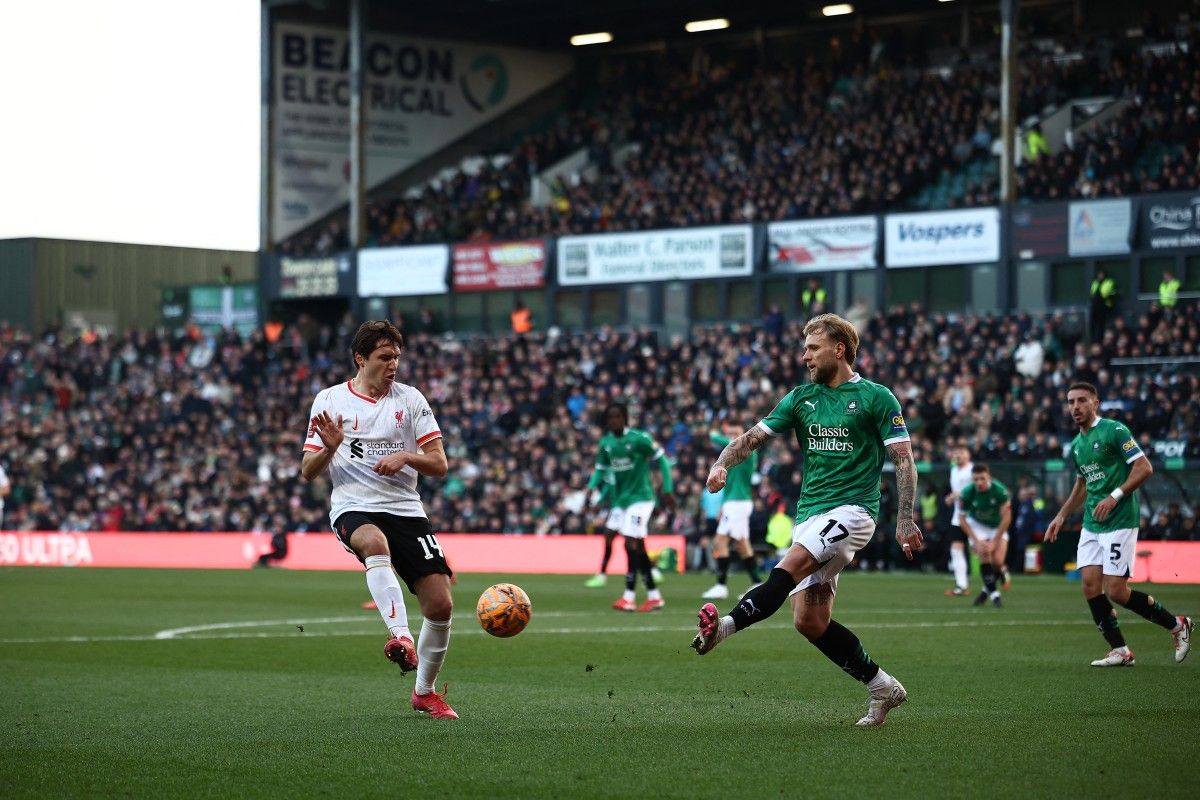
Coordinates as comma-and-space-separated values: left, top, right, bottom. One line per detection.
711, 431, 757, 502
959, 479, 1010, 528
594, 427, 669, 508
760, 375, 909, 523
1069, 417, 1145, 532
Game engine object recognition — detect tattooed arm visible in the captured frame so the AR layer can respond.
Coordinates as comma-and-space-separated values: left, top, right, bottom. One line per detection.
706, 425, 771, 492
886, 440, 925, 560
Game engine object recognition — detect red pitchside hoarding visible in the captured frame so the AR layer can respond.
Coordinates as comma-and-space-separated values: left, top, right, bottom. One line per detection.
0, 531, 686, 574
452, 240, 546, 291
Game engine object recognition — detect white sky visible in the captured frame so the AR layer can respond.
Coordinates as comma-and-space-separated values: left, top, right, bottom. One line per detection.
0, 0, 261, 251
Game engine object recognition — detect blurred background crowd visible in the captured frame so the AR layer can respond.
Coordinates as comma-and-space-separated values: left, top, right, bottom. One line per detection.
1, 298, 1196, 553
277, 24, 1198, 255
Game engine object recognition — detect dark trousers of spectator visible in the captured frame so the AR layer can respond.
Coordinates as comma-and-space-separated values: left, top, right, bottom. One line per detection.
256, 533, 289, 568
860, 526, 894, 571
1089, 303, 1109, 343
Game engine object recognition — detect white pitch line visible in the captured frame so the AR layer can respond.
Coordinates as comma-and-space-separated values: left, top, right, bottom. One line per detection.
0, 617, 1104, 646
153, 609, 599, 639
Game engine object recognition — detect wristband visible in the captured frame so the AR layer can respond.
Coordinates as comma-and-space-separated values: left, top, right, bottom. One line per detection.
1109, 488, 1125, 501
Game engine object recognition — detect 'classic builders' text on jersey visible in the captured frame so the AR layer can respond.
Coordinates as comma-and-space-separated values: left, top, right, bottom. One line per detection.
1070, 417, 1145, 532
759, 374, 908, 522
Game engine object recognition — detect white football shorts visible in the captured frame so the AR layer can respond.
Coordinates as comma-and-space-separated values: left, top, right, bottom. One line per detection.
964, 516, 1008, 545
716, 500, 753, 541
1078, 527, 1139, 578
620, 501, 656, 540
789, 504, 876, 597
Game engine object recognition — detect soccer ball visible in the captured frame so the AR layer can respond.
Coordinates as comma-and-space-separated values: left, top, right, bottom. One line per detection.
476, 583, 532, 638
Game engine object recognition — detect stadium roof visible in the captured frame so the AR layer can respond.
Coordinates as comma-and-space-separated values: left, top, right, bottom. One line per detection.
278, 0, 994, 50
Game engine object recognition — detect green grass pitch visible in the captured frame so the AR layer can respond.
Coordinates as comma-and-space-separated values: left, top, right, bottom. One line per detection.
2, 566, 1196, 798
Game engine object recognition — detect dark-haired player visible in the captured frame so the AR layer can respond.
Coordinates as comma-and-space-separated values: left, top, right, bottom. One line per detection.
957, 463, 1010, 608
1045, 381, 1192, 666
301, 320, 459, 718
584, 403, 676, 612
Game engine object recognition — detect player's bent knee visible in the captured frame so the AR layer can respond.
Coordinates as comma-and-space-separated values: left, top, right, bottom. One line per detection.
424, 599, 453, 620
349, 526, 389, 558
794, 616, 828, 640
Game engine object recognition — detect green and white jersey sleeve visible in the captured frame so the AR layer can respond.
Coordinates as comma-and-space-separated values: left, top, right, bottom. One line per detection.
711, 431, 757, 502
757, 375, 909, 523
1070, 417, 1145, 532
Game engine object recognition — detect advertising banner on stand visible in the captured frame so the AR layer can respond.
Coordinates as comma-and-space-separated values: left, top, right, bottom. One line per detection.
1012, 203, 1069, 259
1068, 199, 1131, 256
767, 216, 877, 271
261, 252, 354, 300
1138, 193, 1200, 250
452, 240, 546, 291
271, 23, 573, 243
556, 226, 753, 286
358, 245, 449, 297
884, 208, 1000, 267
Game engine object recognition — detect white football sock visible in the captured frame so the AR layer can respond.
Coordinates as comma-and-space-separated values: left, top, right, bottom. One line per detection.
415, 618, 452, 695
950, 547, 968, 589
867, 667, 894, 694
623, 590, 636, 602
647, 589, 662, 601
364, 555, 410, 639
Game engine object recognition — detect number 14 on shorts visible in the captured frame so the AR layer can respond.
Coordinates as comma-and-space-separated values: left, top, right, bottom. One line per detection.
418, 534, 444, 560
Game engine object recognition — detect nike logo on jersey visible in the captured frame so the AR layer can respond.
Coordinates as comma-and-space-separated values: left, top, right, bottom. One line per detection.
803, 400, 817, 410
352, 416, 359, 431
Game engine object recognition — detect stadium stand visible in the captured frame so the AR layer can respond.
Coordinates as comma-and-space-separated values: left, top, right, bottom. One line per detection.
280, 26, 1197, 252
1, 301, 1196, 541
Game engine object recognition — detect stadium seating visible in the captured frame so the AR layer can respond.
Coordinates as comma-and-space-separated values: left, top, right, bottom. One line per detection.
280, 30, 1198, 252
0, 301, 1196, 539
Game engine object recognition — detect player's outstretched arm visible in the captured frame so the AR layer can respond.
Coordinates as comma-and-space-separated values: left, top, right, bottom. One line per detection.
300, 411, 343, 482
707, 425, 770, 492
887, 441, 924, 560
1045, 477, 1086, 541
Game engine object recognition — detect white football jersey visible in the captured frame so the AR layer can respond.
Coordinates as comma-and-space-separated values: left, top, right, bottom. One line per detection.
303, 380, 442, 524
949, 461, 973, 526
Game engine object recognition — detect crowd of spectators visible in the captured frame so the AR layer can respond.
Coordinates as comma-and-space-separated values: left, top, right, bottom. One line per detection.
280, 25, 1198, 254
1, 299, 1197, 542
1017, 44, 1200, 200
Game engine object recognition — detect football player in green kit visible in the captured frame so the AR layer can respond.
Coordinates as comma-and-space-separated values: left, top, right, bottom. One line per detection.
702, 420, 763, 600
958, 463, 1011, 608
1045, 382, 1192, 666
691, 313, 924, 727
584, 403, 676, 612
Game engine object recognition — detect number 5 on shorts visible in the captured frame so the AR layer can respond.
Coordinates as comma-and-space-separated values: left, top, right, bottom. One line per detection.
418, 534, 444, 560
1109, 542, 1120, 561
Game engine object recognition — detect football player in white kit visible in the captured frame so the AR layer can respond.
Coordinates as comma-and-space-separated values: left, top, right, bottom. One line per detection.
301, 320, 458, 719
942, 445, 973, 596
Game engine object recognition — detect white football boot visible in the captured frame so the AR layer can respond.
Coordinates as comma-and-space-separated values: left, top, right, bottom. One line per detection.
1090, 648, 1135, 667
1173, 617, 1193, 663
856, 678, 907, 727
